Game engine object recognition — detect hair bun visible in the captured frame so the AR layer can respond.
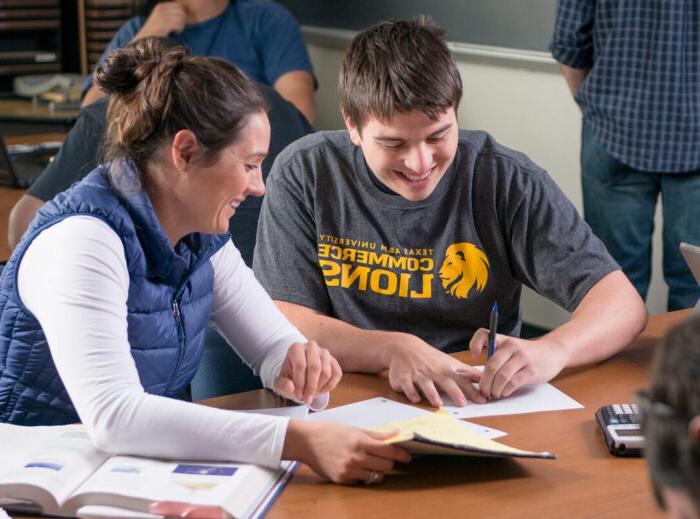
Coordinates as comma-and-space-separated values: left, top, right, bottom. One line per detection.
95, 37, 186, 96
94, 50, 141, 95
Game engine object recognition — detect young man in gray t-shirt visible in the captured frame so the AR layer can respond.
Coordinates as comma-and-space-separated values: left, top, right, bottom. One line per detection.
254, 17, 647, 409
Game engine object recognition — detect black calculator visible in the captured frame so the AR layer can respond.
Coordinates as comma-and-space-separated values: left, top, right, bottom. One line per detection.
595, 404, 644, 457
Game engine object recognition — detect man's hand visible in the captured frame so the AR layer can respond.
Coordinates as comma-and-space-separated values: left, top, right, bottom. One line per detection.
469, 329, 569, 400
134, 2, 187, 40
283, 420, 411, 484
386, 336, 486, 407
274, 341, 342, 404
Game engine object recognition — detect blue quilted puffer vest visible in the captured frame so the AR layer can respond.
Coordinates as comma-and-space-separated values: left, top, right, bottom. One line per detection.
0, 165, 229, 425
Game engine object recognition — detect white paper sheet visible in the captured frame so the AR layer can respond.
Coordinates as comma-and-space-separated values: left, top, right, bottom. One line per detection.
237, 405, 309, 419
308, 397, 506, 439
441, 366, 583, 419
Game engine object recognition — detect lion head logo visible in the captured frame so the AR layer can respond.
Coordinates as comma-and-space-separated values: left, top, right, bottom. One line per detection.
439, 242, 489, 299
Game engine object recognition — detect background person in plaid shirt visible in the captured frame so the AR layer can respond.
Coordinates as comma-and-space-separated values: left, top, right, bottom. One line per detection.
550, 0, 700, 311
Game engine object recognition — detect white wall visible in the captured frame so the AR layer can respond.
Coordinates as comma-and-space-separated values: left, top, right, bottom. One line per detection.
306, 42, 668, 328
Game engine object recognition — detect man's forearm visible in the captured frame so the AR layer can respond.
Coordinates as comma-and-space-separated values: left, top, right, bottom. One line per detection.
81, 84, 105, 107
541, 270, 647, 367
273, 71, 316, 124
8, 194, 45, 250
559, 64, 589, 98
275, 300, 404, 373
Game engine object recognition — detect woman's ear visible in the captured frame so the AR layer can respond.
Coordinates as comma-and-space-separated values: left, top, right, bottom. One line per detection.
171, 130, 200, 171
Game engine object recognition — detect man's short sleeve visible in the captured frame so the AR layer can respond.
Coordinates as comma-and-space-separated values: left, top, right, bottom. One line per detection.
503, 164, 619, 312
253, 2, 314, 85
549, 0, 594, 69
81, 17, 144, 96
27, 100, 107, 201
253, 152, 331, 314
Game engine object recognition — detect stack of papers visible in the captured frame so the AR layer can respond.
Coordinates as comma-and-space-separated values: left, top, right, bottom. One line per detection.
309, 397, 506, 439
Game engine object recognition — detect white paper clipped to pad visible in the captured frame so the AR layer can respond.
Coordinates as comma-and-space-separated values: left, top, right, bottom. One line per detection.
308, 397, 506, 439
442, 366, 583, 419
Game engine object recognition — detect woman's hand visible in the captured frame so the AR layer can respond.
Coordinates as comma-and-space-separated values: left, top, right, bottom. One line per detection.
283, 420, 411, 484
469, 329, 569, 399
134, 2, 187, 40
274, 341, 342, 404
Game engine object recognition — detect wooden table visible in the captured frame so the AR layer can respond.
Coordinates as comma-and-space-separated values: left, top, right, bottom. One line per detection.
206, 310, 692, 519
0, 99, 79, 123
0, 98, 78, 135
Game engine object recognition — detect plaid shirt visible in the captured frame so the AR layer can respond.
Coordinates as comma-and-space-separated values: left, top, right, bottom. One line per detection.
550, 0, 700, 173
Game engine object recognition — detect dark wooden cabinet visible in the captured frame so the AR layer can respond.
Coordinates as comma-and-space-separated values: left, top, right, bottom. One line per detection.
78, 0, 131, 74
0, 0, 63, 92
0, 1, 131, 93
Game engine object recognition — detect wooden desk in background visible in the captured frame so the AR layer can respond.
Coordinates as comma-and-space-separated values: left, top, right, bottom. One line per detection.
205, 310, 691, 519
0, 133, 65, 262
0, 98, 80, 130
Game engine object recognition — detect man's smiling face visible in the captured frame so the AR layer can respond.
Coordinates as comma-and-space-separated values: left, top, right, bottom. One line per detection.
345, 107, 459, 201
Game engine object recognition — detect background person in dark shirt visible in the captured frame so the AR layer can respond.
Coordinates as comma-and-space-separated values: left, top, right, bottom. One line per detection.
7, 81, 313, 399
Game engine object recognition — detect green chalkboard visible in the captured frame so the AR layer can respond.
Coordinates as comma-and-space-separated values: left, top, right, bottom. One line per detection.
278, 0, 557, 53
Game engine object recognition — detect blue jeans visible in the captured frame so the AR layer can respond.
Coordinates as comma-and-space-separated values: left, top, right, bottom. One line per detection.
581, 120, 700, 311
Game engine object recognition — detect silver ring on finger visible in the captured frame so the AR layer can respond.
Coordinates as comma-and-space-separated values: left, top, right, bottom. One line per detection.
364, 470, 383, 485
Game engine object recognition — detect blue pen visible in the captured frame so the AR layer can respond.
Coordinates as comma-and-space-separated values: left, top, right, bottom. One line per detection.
487, 302, 498, 358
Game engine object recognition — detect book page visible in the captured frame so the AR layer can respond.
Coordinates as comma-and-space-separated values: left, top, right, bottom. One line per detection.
0, 423, 109, 512
64, 456, 293, 519
76, 505, 161, 518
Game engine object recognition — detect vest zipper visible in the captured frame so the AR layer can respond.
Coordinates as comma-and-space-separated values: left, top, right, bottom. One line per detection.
162, 238, 228, 396
165, 297, 185, 395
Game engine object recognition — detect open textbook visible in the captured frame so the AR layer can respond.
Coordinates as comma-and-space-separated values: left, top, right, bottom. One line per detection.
0, 423, 296, 518
374, 409, 555, 459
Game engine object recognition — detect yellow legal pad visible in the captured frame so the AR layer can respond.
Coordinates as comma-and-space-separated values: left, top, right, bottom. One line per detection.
374, 409, 555, 459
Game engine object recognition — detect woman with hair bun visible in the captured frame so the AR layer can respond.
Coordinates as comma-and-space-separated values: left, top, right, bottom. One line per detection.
0, 38, 409, 485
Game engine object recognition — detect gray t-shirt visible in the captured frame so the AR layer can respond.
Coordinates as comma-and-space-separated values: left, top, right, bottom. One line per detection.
253, 129, 618, 353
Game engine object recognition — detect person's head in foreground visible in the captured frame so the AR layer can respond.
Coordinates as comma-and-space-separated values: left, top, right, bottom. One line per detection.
339, 15, 462, 202
640, 316, 700, 519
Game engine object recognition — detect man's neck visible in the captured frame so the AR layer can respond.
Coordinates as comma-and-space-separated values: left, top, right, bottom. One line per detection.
180, 0, 229, 24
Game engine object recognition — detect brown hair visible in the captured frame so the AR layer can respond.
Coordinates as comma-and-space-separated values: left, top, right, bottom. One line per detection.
339, 16, 462, 131
643, 316, 700, 512
95, 37, 267, 188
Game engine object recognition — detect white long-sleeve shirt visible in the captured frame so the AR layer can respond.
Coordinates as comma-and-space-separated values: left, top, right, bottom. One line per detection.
17, 215, 323, 468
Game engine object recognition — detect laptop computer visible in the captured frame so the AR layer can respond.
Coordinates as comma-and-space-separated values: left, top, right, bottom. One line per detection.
0, 135, 61, 188
680, 242, 700, 312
